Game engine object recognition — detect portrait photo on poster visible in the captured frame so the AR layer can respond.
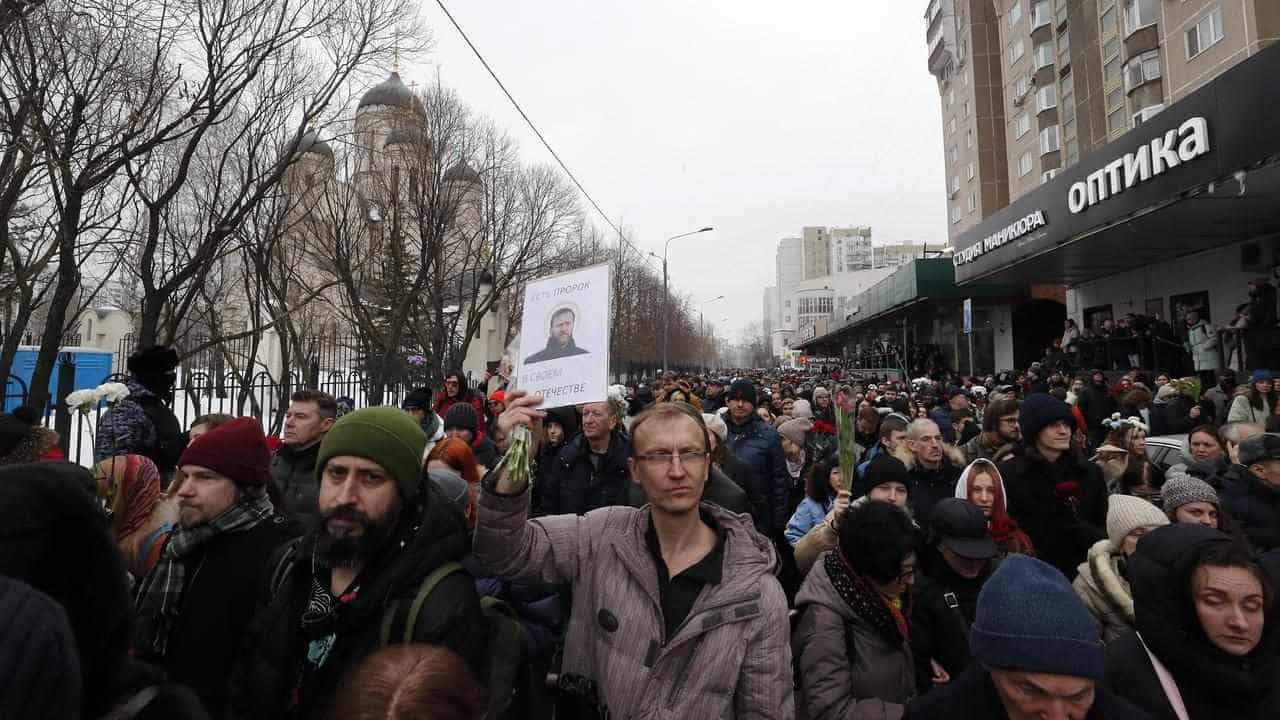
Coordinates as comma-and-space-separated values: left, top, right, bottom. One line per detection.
515, 263, 610, 409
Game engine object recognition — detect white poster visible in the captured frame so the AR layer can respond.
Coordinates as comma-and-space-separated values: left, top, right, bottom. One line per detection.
515, 263, 610, 409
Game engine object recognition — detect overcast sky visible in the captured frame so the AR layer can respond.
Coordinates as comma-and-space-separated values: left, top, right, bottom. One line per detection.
405, 1, 946, 343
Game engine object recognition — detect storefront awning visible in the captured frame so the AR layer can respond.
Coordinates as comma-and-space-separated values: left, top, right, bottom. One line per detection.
953, 40, 1280, 286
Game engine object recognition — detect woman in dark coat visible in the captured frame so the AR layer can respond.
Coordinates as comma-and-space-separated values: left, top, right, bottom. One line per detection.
793, 500, 918, 719
1106, 524, 1279, 720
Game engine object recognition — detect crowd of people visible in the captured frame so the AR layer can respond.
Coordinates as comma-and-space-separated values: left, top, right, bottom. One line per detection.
2, 343, 1280, 719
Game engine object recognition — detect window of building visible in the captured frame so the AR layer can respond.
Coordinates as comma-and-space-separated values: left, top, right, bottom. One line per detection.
1018, 151, 1034, 177
1100, 5, 1117, 37
1031, 1, 1051, 29
1124, 49, 1162, 92
1132, 104, 1165, 126
1058, 28, 1071, 65
966, 128, 974, 147
784, 300, 791, 308
1013, 111, 1031, 138
1123, 0, 1159, 36
1060, 72, 1075, 125
1010, 38, 1026, 65
1040, 125, 1061, 154
1103, 36, 1119, 62
950, 145, 958, 165
1008, 0, 1023, 28
1055, 0, 1070, 26
1107, 105, 1127, 134
966, 161, 975, 180
1104, 56, 1121, 87
949, 116, 957, 134
951, 205, 963, 224
1042, 168, 1060, 183
1106, 87, 1124, 113
785, 315, 792, 323
1034, 42, 1055, 69
950, 175, 959, 195
1186, 6, 1224, 59
1066, 137, 1079, 166
967, 192, 978, 212
963, 99, 971, 118
1014, 75, 1030, 100
947, 88, 955, 106
1037, 84, 1058, 112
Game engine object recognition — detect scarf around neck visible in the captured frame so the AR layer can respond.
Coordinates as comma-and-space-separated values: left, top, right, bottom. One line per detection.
825, 549, 911, 645
133, 491, 274, 656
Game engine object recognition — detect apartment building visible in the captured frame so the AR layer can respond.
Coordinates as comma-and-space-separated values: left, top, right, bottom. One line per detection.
984, 0, 1278, 203
927, 0, 1012, 243
948, 1, 1280, 371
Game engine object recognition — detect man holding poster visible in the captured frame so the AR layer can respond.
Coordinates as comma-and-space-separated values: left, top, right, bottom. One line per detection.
515, 264, 610, 408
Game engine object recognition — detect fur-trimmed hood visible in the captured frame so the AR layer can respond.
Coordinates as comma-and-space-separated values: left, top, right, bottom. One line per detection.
1071, 538, 1134, 643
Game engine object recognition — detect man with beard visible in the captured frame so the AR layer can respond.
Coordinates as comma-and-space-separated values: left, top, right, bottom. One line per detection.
231, 407, 485, 719
132, 417, 302, 717
524, 306, 591, 364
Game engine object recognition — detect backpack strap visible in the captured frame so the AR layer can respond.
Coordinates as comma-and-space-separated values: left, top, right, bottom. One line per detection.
380, 561, 465, 646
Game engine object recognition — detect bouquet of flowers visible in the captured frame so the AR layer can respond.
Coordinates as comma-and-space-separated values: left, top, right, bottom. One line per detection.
832, 391, 855, 493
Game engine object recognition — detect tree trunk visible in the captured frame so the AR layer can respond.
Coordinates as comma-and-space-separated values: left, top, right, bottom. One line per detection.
28, 205, 81, 409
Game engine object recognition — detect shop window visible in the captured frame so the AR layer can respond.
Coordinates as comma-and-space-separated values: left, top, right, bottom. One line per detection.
1123, 0, 1158, 36
1186, 7, 1224, 59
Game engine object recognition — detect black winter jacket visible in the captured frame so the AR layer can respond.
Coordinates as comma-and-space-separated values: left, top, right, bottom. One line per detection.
533, 431, 631, 516
719, 450, 770, 533
909, 548, 997, 693
1108, 523, 1280, 720
998, 444, 1108, 579
904, 665, 1148, 720
228, 487, 486, 719
725, 412, 790, 534
149, 513, 303, 717
1220, 469, 1280, 551
905, 460, 963, 531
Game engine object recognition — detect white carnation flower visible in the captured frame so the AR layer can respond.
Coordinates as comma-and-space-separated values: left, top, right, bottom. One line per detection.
97, 382, 131, 403
65, 389, 100, 412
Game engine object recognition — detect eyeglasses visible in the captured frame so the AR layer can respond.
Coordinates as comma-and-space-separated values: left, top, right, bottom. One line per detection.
635, 450, 708, 467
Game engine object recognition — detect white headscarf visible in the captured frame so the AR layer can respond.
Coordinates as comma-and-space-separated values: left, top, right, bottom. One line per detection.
955, 457, 1011, 514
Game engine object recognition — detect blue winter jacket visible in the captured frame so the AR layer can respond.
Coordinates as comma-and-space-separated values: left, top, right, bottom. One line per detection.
785, 496, 833, 546
725, 412, 789, 534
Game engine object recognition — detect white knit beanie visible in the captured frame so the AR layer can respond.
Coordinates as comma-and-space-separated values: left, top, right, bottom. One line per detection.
1106, 494, 1169, 550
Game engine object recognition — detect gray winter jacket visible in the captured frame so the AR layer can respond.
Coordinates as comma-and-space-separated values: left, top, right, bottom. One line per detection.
474, 486, 794, 719
793, 554, 913, 720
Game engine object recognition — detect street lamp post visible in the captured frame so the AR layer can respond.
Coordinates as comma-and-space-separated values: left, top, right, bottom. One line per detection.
698, 295, 726, 373
650, 226, 713, 372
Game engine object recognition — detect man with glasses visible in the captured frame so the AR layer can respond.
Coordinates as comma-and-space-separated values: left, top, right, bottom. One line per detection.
533, 396, 630, 516
433, 368, 487, 441
475, 393, 793, 718
961, 397, 1021, 464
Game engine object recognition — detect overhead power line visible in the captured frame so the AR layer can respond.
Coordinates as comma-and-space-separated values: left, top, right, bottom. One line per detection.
432, 0, 655, 267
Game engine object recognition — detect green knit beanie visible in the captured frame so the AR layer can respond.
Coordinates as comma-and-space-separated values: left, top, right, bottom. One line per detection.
316, 406, 427, 499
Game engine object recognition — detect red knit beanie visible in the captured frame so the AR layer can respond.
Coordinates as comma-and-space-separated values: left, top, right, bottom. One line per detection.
177, 417, 270, 486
